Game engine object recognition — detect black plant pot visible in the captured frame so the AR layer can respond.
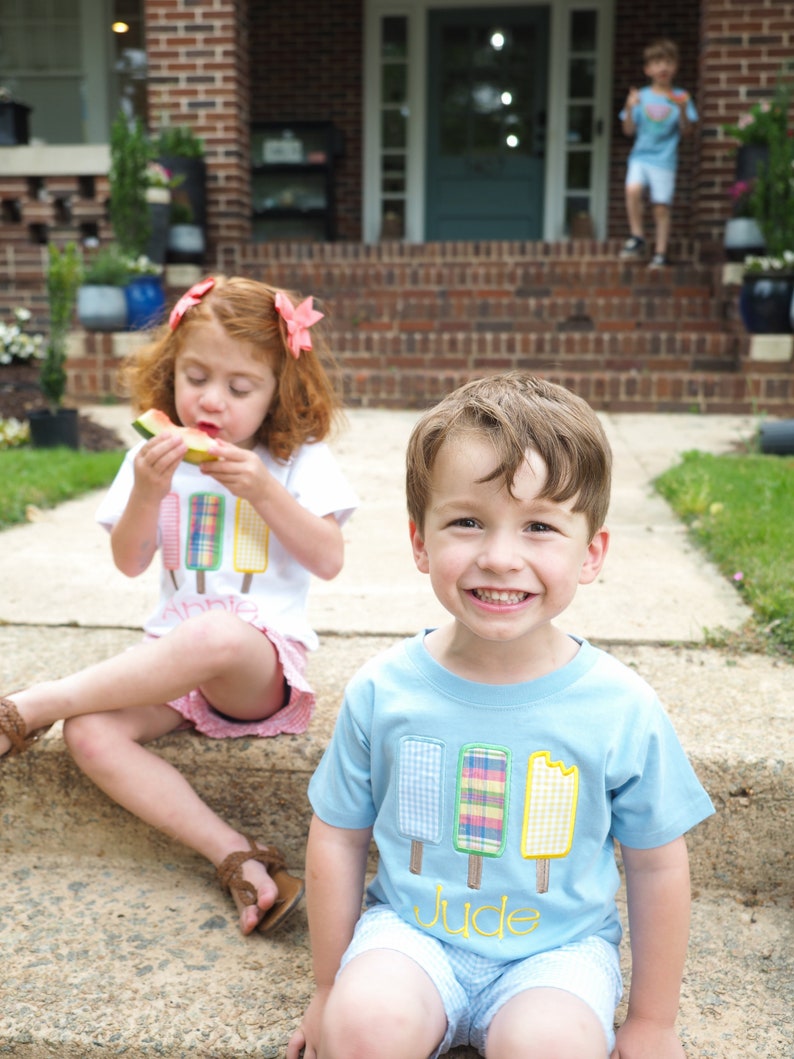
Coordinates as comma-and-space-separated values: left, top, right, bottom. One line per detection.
759, 419, 794, 455
739, 274, 794, 334
28, 407, 80, 449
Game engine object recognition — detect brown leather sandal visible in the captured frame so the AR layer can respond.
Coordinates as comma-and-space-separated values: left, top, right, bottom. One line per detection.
217, 834, 305, 935
0, 696, 48, 757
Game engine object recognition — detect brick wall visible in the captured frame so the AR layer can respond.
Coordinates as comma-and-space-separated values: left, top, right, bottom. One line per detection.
696, 0, 794, 250
247, 0, 364, 242
144, 0, 252, 249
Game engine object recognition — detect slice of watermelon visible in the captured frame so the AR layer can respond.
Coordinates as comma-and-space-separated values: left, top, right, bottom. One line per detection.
132, 408, 218, 464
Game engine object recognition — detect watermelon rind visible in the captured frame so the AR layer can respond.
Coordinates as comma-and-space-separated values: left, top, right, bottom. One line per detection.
131, 409, 217, 464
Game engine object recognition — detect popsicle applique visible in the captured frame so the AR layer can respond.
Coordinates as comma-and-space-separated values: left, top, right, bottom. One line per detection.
161, 492, 181, 589
233, 499, 269, 592
186, 493, 225, 593
454, 744, 511, 890
521, 751, 579, 894
397, 737, 445, 875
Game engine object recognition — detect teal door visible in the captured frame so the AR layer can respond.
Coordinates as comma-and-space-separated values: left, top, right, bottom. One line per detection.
426, 7, 549, 240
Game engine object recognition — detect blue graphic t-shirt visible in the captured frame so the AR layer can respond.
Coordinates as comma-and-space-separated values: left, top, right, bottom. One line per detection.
309, 633, 714, 961
620, 85, 698, 171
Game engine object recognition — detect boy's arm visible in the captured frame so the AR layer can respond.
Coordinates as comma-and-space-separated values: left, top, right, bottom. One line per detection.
611, 837, 691, 1059
622, 87, 640, 136
287, 815, 373, 1059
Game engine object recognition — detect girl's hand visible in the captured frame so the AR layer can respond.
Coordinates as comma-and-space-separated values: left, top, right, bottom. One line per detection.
199, 438, 269, 503
133, 433, 186, 501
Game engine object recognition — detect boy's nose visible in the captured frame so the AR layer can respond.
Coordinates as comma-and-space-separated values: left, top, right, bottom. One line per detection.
477, 531, 523, 572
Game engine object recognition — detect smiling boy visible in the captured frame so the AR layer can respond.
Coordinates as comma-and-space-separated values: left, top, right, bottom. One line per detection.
289, 372, 713, 1059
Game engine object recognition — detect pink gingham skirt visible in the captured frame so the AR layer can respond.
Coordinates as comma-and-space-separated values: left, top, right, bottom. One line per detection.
166, 626, 314, 739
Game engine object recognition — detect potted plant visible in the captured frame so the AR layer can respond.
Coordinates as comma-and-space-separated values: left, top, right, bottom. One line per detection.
154, 124, 207, 231
29, 242, 82, 448
723, 95, 787, 182
733, 74, 794, 336
77, 244, 131, 331
124, 254, 167, 331
167, 199, 206, 264
108, 112, 151, 258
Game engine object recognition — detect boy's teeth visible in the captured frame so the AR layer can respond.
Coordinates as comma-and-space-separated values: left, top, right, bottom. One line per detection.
474, 588, 527, 604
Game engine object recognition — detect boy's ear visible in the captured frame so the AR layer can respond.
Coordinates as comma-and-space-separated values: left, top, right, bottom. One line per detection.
409, 520, 430, 574
579, 527, 609, 586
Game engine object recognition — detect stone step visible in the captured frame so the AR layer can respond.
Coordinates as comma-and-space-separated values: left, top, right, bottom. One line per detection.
2, 636, 792, 901
1, 634, 792, 1058
322, 292, 724, 328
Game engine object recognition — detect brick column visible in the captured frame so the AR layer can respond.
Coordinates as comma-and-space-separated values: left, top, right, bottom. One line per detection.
144, 0, 251, 252
696, 0, 794, 254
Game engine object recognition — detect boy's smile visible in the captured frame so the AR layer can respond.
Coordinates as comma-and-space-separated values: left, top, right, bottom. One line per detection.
410, 434, 608, 678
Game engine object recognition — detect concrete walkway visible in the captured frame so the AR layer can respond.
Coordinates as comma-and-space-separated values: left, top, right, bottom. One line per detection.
1, 406, 792, 1058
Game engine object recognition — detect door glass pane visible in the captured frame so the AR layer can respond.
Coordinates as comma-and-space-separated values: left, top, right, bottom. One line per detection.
570, 11, 597, 51
568, 58, 595, 98
566, 151, 591, 189
567, 105, 593, 145
382, 16, 407, 59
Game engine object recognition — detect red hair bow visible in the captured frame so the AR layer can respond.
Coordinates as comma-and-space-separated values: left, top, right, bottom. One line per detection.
169, 277, 215, 331
274, 292, 324, 359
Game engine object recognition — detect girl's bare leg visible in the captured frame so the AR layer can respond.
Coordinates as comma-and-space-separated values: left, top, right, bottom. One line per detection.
1, 611, 284, 749
2, 612, 288, 934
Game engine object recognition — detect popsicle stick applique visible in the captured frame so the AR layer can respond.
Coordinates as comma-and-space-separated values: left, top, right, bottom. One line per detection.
233, 499, 269, 592
397, 737, 445, 874
160, 492, 181, 589
186, 493, 225, 593
521, 751, 579, 894
453, 744, 511, 890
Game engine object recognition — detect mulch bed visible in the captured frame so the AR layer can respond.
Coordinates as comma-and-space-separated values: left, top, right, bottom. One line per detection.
0, 363, 124, 452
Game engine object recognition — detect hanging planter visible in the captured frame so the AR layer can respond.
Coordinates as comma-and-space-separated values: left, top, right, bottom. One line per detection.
724, 217, 765, 262
145, 186, 172, 266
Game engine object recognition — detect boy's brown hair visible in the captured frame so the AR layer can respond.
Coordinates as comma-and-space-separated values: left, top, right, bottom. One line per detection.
644, 38, 678, 66
122, 275, 342, 460
406, 372, 612, 539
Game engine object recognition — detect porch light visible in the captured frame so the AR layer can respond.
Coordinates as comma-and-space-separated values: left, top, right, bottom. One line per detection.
490, 30, 505, 51
506, 134, 519, 148
112, 21, 130, 33
501, 91, 513, 106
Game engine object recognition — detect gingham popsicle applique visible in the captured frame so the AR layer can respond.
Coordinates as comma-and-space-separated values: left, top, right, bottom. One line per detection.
397, 736, 445, 874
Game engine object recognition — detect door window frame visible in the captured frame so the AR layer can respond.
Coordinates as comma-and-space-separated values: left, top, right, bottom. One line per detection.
364, 0, 615, 242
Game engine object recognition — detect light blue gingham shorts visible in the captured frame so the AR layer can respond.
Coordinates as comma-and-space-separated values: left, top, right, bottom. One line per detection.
625, 158, 676, 205
339, 904, 623, 1056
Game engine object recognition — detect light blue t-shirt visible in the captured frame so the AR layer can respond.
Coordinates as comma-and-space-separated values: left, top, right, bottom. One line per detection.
620, 85, 698, 171
309, 632, 714, 962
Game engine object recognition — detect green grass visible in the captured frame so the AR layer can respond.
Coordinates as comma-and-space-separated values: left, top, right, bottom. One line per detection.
0, 447, 125, 530
655, 449, 794, 656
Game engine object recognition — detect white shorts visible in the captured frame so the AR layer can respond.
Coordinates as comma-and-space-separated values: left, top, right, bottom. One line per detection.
339, 904, 623, 1056
626, 159, 676, 205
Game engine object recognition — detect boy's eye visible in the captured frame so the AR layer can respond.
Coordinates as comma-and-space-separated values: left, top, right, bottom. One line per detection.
527, 521, 554, 533
452, 517, 479, 529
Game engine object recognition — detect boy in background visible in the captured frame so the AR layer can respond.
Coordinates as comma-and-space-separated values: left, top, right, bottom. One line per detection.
619, 39, 697, 269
